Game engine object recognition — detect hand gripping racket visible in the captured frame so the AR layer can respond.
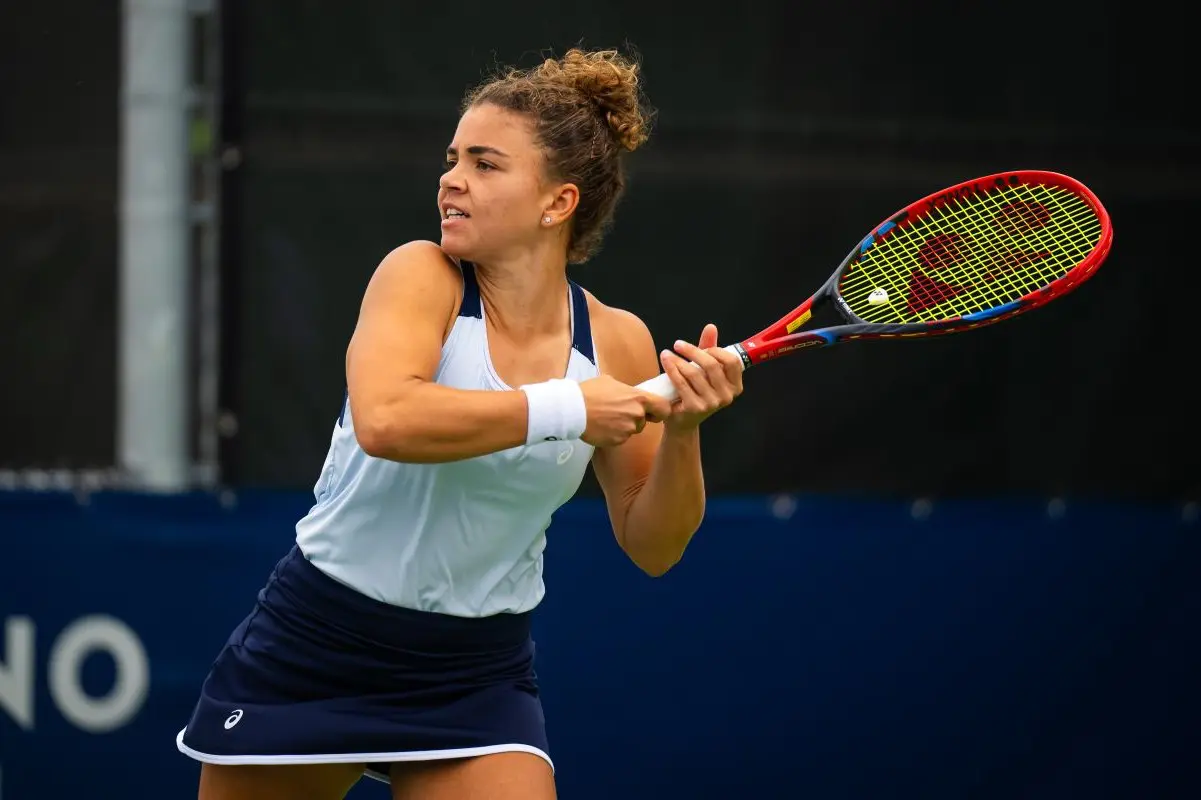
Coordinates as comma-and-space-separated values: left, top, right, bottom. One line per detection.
637, 170, 1113, 400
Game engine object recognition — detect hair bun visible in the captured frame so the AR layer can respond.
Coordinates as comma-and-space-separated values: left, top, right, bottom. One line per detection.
533, 48, 652, 152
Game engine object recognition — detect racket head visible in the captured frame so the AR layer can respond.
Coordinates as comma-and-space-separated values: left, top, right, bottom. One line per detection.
743, 170, 1112, 364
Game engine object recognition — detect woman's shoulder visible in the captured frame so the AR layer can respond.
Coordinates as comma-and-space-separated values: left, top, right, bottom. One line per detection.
364, 240, 468, 307
358, 241, 466, 339
372, 240, 463, 283
578, 286, 660, 384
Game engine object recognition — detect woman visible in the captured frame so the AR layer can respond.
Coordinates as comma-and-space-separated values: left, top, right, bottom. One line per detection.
177, 47, 744, 800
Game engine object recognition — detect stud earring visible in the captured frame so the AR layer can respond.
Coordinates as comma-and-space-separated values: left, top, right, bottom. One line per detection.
543, 216, 552, 224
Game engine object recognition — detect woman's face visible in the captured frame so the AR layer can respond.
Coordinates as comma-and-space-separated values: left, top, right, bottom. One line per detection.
438, 103, 561, 264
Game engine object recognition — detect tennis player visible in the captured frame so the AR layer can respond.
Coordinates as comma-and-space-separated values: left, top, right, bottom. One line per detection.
176, 47, 744, 800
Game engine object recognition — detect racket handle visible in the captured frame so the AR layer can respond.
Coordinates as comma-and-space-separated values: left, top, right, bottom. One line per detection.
635, 344, 746, 402
636, 372, 680, 401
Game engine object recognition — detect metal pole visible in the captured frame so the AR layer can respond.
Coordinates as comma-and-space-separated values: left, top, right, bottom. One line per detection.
194, 0, 223, 489
118, 0, 191, 491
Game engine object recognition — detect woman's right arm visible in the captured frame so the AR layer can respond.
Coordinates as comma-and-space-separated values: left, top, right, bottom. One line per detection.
346, 241, 531, 463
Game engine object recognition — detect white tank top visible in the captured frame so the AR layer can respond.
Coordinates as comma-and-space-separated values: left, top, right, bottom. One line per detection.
294, 262, 600, 617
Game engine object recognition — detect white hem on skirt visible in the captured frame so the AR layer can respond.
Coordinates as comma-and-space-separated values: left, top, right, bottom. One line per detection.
175, 727, 554, 784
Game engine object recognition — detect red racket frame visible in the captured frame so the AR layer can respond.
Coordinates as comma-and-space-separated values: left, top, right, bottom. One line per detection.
734, 170, 1113, 367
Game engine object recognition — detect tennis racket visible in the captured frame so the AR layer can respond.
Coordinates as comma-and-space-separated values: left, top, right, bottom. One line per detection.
637, 169, 1112, 401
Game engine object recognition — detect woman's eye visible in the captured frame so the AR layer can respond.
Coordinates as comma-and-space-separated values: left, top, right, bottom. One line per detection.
476, 161, 494, 172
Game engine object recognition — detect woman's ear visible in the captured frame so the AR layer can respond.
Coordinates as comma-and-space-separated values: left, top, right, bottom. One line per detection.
542, 182, 579, 226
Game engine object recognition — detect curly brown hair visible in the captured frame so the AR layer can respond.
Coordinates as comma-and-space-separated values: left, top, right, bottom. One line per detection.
462, 47, 655, 264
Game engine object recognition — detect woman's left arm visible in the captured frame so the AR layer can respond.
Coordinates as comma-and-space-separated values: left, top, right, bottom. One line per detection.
591, 305, 743, 576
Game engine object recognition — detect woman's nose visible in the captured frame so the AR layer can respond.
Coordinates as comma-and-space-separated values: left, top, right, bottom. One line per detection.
439, 165, 463, 191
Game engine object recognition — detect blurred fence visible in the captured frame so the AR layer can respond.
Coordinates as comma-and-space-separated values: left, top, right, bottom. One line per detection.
2, 490, 1198, 799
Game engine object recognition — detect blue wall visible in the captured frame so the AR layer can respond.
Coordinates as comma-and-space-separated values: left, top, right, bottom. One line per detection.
1, 490, 1197, 799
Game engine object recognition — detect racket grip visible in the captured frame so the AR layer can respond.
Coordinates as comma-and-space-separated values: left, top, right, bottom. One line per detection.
635, 344, 746, 402
636, 372, 680, 401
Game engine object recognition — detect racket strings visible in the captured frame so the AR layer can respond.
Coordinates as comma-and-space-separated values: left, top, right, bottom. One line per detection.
839, 183, 1102, 324
849, 186, 1068, 320
938, 185, 1096, 310
925, 190, 1045, 313
846, 185, 1098, 322
875, 185, 1097, 320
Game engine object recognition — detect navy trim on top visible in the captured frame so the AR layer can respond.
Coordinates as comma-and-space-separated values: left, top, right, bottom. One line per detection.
569, 281, 595, 365
458, 261, 482, 318
460, 261, 594, 365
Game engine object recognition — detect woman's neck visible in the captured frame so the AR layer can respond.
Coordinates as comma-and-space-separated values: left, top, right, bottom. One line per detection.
473, 247, 571, 337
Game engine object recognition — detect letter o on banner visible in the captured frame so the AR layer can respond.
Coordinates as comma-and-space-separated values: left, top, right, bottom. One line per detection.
48, 615, 150, 733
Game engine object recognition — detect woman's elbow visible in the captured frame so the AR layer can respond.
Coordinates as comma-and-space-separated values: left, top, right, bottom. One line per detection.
627, 547, 682, 578
638, 559, 677, 578
353, 406, 415, 460
354, 419, 394, 459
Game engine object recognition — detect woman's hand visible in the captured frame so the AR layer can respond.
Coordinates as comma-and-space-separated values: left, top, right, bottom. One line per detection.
658, 323, 744, 432
579, 374, 674, 448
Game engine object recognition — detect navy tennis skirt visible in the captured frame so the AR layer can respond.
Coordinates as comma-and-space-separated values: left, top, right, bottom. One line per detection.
176, 545, 549, 783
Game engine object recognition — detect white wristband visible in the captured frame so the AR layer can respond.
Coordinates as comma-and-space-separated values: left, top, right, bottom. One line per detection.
519, 378, 587, 445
